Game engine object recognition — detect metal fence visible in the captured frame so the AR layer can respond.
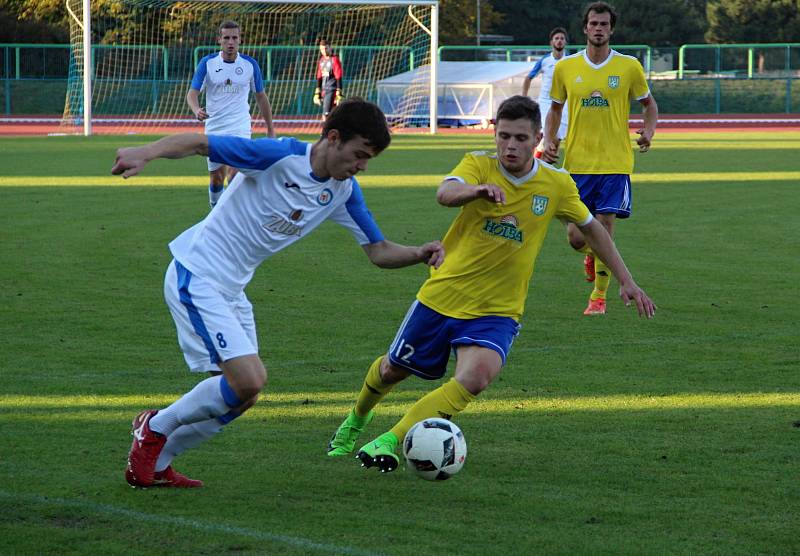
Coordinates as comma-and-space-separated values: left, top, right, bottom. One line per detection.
2, 42, 799, 116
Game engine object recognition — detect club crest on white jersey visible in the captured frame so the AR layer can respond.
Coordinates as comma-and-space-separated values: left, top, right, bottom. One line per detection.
169, 136, 384, 296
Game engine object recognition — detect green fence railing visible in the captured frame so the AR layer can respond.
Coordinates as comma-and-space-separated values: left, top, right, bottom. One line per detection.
678, 43, 800, 79
1, 43, 70, 80
439, 44, 653, 74
93, 44, 169, 81
192, 44, 415, 79
2, 42, 799, 117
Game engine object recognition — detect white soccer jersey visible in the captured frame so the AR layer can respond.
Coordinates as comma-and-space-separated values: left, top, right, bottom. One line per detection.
169, 136, 384, 296
528, 53, 560, 104
190, 53, 265, 137
528, 53, 569, 137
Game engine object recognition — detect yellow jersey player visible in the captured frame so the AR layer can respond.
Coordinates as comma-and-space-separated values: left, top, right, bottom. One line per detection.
326, 95, 656, 473
542, 1, 659, 315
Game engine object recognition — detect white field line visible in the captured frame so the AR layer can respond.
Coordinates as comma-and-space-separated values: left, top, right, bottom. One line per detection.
0, 490, 384, 556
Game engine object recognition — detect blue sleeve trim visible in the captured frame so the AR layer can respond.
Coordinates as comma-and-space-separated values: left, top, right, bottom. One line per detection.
208, 136, 306, 170
345, 178, 384, 243
528, 57, 544, 79
190, 55, 212, 90
287, 137, 307, 156
242, 54, 265, 93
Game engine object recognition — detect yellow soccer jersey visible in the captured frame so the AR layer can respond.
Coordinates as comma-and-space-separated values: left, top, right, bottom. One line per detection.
417, 152, 592, 320
550, 50, 650, 174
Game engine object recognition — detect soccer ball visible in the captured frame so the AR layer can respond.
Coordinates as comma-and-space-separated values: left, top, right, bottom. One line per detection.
403, 418, 467, 481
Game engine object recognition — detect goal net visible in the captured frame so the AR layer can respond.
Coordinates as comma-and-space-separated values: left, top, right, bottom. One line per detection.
63, 0, 437, 135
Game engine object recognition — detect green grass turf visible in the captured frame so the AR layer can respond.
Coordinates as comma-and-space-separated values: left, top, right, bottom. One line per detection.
1, 131, 798, 555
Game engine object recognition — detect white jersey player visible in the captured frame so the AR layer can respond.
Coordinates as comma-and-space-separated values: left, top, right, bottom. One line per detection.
186, 20, 275, 207
522, 27, 569, 156
112, 99, 445, 489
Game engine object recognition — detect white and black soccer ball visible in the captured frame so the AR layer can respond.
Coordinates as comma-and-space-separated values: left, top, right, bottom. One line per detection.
403, 418, 467, 481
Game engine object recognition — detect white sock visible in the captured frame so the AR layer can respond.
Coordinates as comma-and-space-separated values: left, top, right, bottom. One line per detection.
149, 375, 241, 437
154, 419, 223, 472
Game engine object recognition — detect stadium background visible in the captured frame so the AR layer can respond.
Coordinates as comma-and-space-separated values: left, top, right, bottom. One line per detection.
1, 0, 799, 134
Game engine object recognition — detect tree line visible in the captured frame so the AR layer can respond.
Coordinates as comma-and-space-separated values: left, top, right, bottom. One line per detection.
2, 0, 799, 46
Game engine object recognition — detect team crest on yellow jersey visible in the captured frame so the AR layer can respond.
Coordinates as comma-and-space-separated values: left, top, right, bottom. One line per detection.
582, 90, 610, 108
482, 215, 523, 242
608, 75, 620, 89
532, 195, 549, 215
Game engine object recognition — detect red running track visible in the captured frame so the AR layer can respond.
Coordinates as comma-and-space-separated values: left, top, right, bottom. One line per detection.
1, 113, 799, 136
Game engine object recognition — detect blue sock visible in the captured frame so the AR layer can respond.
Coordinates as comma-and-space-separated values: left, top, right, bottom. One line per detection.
209, 183, 224, 206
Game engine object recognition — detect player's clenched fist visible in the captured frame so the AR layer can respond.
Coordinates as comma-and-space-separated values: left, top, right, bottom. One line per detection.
541, 138, 560, 164
418, 240, 445, 269
194, 107, 209, 121
111, 147, 149, 179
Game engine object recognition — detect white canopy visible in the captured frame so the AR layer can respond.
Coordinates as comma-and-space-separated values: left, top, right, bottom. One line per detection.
377, 61, 539, 126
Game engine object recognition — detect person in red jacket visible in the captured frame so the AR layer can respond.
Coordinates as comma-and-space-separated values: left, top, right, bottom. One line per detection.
313, 39, 343, 121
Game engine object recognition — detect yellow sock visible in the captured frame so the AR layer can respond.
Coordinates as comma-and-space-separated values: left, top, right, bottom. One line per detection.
577, 244, 593, 255
354, 356, 394, 417
388, 378, 476, 442
591, 257, 611, 301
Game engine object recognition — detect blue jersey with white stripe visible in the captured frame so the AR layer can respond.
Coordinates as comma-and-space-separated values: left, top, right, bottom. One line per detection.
169, 136, 384, 296
191, 52, 264, 136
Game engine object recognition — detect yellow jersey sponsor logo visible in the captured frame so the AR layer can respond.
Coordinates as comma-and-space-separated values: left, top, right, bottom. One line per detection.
581, 90, 609, 108
482, 215, 523, 242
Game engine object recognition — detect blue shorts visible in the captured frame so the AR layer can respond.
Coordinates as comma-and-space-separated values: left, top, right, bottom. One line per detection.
572, 174, 632, 218
387, 300, 521, 380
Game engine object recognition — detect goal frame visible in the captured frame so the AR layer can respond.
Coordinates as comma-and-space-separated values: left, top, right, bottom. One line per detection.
67, 0, 439, 135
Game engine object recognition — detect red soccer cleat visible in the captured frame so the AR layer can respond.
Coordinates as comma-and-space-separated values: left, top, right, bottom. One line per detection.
583, 298, 606, 316
584, 254, 596, 282
125, 410, 167, 487
152, 466, 204, 488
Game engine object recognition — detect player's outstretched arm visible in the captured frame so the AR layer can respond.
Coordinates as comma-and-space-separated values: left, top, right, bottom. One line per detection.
362, 240, 444, 269
111, 133, 209, 179
578, 218, 656, 318
436, 180, 505, 207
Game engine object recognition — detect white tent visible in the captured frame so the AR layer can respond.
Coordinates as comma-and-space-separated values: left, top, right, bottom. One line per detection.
377, 61, 538, 127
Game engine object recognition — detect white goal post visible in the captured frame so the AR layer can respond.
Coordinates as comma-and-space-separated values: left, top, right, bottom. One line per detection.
64, 0, 439, 135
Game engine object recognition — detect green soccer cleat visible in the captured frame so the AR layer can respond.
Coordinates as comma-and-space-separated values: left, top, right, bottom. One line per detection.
356, 431, 399, 473
327, 409, 374, 457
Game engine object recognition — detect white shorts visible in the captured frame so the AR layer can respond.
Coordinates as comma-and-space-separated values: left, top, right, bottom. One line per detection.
164, 259, 258, 373
205, 131, 251, 172
539, 100, 568, 140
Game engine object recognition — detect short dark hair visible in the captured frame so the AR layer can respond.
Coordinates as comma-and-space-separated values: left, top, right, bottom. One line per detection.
322, 98, 391, 152
319, 38, 329, 46
583, 1, 617, 29
219, 20, 240, 35
550, 27, 568, 41
496, 95, 541, 132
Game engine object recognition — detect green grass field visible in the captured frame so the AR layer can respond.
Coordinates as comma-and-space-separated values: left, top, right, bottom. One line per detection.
1, 131, 798, 555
